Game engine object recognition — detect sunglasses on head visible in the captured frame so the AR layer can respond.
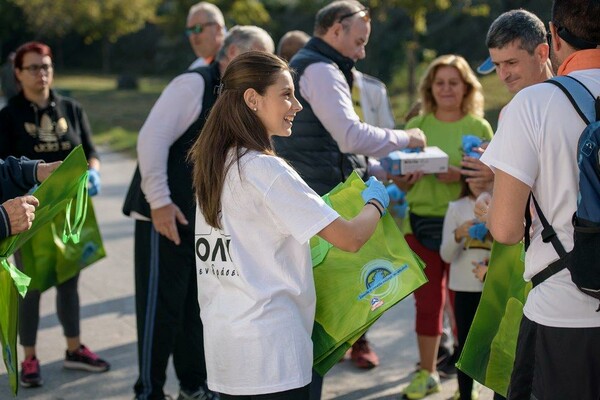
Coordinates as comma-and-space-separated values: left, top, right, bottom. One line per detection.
338, 8, 370, 23
185, 21, 218, 37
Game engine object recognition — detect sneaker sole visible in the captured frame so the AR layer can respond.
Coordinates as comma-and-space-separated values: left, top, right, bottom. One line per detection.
404, 384, 441, 400
63, 360, 110, 372
20, 379, 43, 388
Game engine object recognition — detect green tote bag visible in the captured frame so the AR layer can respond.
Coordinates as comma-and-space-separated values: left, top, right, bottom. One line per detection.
311, 172, 428, 375
456, 241, 531, 397
0, 145, 90, 395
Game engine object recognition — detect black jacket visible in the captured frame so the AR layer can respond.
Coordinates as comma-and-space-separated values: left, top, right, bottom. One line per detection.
273, 37, 367, 196
0, 156, 39, 238
123, 62, 221, 228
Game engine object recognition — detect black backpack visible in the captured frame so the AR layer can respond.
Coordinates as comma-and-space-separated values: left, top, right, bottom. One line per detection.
525, 75, 600, 310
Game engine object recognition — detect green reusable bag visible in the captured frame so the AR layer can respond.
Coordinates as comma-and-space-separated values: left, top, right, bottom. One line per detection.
19, 195, 105, 292
456, 242, 531, 397
0, 266, 19, 395
311, 172, 428, 376
0, 145, 89, 395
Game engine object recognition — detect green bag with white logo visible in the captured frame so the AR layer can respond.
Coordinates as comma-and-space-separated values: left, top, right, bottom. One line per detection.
456, 242, 531, 397
311, 172, 428, 375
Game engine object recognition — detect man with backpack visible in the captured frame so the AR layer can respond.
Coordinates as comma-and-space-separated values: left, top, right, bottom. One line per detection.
480, 0, 600, 399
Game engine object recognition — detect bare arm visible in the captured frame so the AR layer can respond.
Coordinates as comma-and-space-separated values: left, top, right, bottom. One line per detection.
317, 200, 382, 253
487, 169, 530, 244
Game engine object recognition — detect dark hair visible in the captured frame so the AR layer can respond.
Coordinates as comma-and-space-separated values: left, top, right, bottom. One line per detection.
458, 175, 475, 199
313, 0, 364, 36
188, 51, 290, 229
552, 0, 600, 50
14, 41, 52, 70
486, 9, 547, 54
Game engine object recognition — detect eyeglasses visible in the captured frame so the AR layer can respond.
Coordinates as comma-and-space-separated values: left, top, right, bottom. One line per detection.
338, 8, 370, 23
20, 63, 53, 75
185, 22, 219, 37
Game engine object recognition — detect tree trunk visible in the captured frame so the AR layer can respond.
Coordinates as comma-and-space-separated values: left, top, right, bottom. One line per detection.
102, 38, 111, 74
406, 40, 418, 106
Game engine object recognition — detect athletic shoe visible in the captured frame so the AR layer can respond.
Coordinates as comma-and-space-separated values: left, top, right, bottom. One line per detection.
350, 337, 379, 369
64, 344, 110, 372
177, 385, 220, 400
20, 355, 43, 388
452, 382, 481, 400
437, 348, 458, 379
402, 369, 441, 399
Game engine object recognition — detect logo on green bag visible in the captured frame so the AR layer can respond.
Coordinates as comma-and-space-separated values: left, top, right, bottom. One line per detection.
4, 344, 14, 373
358, 260, 408, 309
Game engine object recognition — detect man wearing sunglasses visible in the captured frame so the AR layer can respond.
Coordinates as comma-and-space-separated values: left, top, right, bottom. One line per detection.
274, 0, 425, 195
273, 2, 425, 399
186, 2, 226, 70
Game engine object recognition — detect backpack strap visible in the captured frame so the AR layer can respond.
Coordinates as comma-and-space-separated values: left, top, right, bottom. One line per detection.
526, 76, 597, 287
526, 193, 569, 287
546, 76, 597, 124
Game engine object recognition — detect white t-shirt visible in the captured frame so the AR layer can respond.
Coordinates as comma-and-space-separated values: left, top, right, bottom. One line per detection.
440, 196, 489, 292
195, 150, 339, 395
481, 69, 600, 327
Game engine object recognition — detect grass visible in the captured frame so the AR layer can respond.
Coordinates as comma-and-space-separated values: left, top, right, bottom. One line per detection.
53, 71, 512, 155
53, 73, 169, 154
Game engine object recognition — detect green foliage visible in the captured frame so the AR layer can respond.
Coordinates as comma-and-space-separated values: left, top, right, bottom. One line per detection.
9, 0, 160, 43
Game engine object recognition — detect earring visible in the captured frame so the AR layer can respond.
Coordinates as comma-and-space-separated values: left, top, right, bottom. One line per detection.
253, 107, 257, 112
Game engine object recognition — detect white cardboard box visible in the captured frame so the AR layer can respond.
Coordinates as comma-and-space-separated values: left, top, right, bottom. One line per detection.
381, 146, 449, 175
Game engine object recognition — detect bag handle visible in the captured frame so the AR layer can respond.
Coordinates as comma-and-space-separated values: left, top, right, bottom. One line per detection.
62, 172, 89, 244
0, 258, 31, 297
311, 195, 334, 267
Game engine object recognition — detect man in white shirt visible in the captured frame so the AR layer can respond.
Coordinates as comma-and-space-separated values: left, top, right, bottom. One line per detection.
124, 26, 274, 400
481, 1, 600, 398
186, 2, 226, 70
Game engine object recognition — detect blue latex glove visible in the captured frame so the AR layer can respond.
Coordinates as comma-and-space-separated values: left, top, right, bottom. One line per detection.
462, 135, 483, 159
386, 183, 405, 202
361, 176, 390, 213
468, 222, 488, 241
392, 202, 409, 218
88, 168, 101, 197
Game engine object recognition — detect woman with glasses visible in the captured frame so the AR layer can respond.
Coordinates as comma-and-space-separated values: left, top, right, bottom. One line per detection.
0, 41, 108, 389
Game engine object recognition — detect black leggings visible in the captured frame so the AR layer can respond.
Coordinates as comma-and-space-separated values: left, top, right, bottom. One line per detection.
220, 384, 310, 400
16, 249, 81, 346
454, 291, 481, 400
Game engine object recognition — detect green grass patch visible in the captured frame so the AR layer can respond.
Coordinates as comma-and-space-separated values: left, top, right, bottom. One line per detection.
53, 73, 170, 154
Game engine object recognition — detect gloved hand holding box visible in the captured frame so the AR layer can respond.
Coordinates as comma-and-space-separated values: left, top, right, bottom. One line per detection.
380, 146, 449, 175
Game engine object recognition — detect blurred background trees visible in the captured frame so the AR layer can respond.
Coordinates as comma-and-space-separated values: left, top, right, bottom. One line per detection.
0, 0, 551, 149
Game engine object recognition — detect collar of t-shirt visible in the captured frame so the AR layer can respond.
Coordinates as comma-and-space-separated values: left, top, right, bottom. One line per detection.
558, 49, 600, 75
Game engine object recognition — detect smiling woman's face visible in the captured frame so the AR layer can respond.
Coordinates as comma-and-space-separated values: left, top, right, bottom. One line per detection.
254, 71, 303, 138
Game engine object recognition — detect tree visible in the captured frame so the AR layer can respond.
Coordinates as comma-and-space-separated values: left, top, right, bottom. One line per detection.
10, 0, 160, 73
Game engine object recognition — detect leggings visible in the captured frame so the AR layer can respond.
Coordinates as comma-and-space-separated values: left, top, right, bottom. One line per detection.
18, 270, 80, 346
405, 234, 450, 336
453, 291, 481, 400
220, 384, 310, 400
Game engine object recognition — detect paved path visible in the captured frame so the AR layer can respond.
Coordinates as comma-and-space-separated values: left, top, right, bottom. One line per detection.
0, 151, 494, 399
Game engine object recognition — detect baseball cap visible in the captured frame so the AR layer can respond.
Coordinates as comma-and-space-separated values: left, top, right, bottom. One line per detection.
477, 57, 495, 75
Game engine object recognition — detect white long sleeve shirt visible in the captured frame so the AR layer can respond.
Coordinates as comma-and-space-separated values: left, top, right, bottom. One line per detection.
137, 73, 206, 210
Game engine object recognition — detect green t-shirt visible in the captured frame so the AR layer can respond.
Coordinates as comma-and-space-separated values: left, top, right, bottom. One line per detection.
404, 113, 493, 217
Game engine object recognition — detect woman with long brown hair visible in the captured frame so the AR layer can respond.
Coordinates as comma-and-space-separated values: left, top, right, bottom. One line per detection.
189, 51, 389, 399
